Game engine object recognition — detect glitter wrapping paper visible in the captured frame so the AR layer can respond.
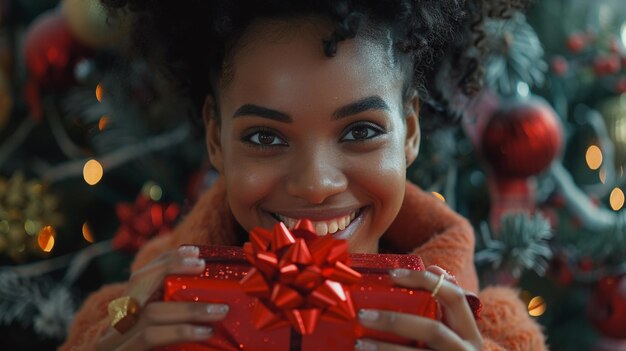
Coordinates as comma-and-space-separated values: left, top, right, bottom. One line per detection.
158, 245, 439, 351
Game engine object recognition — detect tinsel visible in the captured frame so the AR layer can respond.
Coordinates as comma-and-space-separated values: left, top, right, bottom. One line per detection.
0, 271, 75, 339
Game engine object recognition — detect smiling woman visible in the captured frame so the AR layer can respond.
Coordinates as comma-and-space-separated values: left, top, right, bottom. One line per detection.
61, 1, 547, 351
206, 20, 416, 254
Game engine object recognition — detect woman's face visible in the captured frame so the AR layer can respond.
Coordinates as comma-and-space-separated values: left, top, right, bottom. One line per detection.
205, 18, 420, 253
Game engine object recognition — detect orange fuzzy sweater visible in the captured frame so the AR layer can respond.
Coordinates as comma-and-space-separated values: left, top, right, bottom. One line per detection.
60, 179, 547, 350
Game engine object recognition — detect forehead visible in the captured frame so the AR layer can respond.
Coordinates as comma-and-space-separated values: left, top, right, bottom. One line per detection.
219, 18, 404, 113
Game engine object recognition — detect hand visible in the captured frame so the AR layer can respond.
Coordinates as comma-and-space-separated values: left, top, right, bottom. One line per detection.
96, 246, 230, 351
355, 265, 483, 351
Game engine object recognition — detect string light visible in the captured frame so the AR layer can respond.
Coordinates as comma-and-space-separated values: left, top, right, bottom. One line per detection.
528, 296, 546, 317
585, 145, 603, 170
82, 222, 94, 243
432, 192, 446, 202
37, 225, 56, 253
83, 159, 103, 185
95, 83, 104, 102
610, 187, 625, 211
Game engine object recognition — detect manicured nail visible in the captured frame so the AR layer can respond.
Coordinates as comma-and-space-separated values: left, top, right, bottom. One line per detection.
207, 304, 229, 314
355, 339, 377, 351
179, 246, 199, 256
194, 326, 212, 337
358, 309, 379, 322
183, 257, 204, 267
389, 268, 411, 278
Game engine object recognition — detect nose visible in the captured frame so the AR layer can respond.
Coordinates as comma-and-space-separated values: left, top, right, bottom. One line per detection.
285, 147, 348, 204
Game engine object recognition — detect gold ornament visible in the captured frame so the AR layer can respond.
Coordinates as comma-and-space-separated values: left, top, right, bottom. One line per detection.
61, 0, 132, 48
598, 94, 626, 167
0, 172, 63, 261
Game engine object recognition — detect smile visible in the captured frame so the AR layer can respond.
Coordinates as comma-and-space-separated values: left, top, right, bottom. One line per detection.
270, 208, 365, 237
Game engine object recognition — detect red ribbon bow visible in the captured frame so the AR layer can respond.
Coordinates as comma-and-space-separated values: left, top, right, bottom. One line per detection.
240, 219, 362, 335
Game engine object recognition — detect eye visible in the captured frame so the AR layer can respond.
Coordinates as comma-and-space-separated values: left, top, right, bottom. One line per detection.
341, 123, 385, 141
244, 129, 287, 146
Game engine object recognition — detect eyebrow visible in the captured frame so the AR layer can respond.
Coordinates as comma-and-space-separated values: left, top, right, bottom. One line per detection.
332, 96, 390, 120
232, 95, 390, 122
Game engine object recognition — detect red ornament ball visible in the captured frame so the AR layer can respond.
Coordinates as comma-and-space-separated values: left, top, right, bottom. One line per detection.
567, 33, 587, 53
588, 275, 626, 339
23, 10, 92, 91
480, 97, 563, 178
593, 55, 621, 76
550, 56, 569, 76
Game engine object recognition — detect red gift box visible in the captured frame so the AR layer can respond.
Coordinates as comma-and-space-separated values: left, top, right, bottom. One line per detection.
159, 245, 440, 351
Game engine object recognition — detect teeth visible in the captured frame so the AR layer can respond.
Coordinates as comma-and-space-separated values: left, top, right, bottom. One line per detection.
315, 222, 329, 236
275, 210, 358, 236
328, 221, 338, 234
338, 217, 346, 230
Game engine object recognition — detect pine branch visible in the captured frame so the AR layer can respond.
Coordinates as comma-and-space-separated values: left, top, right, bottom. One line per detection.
39, 124, 190, 183
476, 212, 553, 277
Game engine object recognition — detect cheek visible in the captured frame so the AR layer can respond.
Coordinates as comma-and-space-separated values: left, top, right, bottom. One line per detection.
221, 145, 284, 230
349, 135, 407, 225
374, 146, 406, 211
226, 164, 279, 223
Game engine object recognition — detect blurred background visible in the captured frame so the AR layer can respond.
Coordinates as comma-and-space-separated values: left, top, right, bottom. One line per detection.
0, 0, 626, 350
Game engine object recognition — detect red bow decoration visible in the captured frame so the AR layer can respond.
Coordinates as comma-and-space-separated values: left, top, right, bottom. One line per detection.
240, 219, 362, 335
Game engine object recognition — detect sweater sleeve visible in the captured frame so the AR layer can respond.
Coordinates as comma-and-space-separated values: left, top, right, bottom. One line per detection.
59, 233, 177, 351
385, 183, 479, 292
58, 283, 127, 351
477, 286, 548, 350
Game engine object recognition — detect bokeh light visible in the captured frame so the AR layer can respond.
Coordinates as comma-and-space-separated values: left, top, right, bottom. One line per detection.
98, 116, 109, 131
82, 222, 94, 243
610, 187, 625, 211
528, 296, 546, 317
586, 145, 603, 170
37, 225, 56, 253
432, 192, 446, 202
83, 159, 103, 185
95, 83, 103, 102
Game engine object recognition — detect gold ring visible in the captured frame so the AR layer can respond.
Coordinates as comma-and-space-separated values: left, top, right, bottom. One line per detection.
431, 273, 445, 297
108, 296, 141, 334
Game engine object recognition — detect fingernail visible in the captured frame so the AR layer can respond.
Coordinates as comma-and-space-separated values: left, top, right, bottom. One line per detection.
183, 257, 204, 267
194, 326, 212, 337
179, 246, 199, 256
358, 309, 379, 322
389, 268, 411, 278
355, 339, 377, 351
207, 304, 229, 314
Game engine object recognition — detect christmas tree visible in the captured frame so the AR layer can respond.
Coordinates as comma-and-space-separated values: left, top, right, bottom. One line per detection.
1, 0, 626, 350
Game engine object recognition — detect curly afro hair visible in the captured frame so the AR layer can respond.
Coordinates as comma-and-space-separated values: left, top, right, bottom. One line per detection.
101, 0, 533, 131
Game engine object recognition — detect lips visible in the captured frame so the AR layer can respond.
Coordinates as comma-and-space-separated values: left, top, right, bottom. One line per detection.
271, 208, 362, 236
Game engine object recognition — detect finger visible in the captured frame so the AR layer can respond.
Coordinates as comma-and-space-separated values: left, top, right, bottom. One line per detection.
119, 324, 213, 351
140, 302, 229, 325
389, 269, 480, 342
96, 301, 225, 351
134, 246, 204, 276
128, 247, 205, 302
426, 265, 458, 286
355, 338, 430, 351
358, 309, 467, 351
